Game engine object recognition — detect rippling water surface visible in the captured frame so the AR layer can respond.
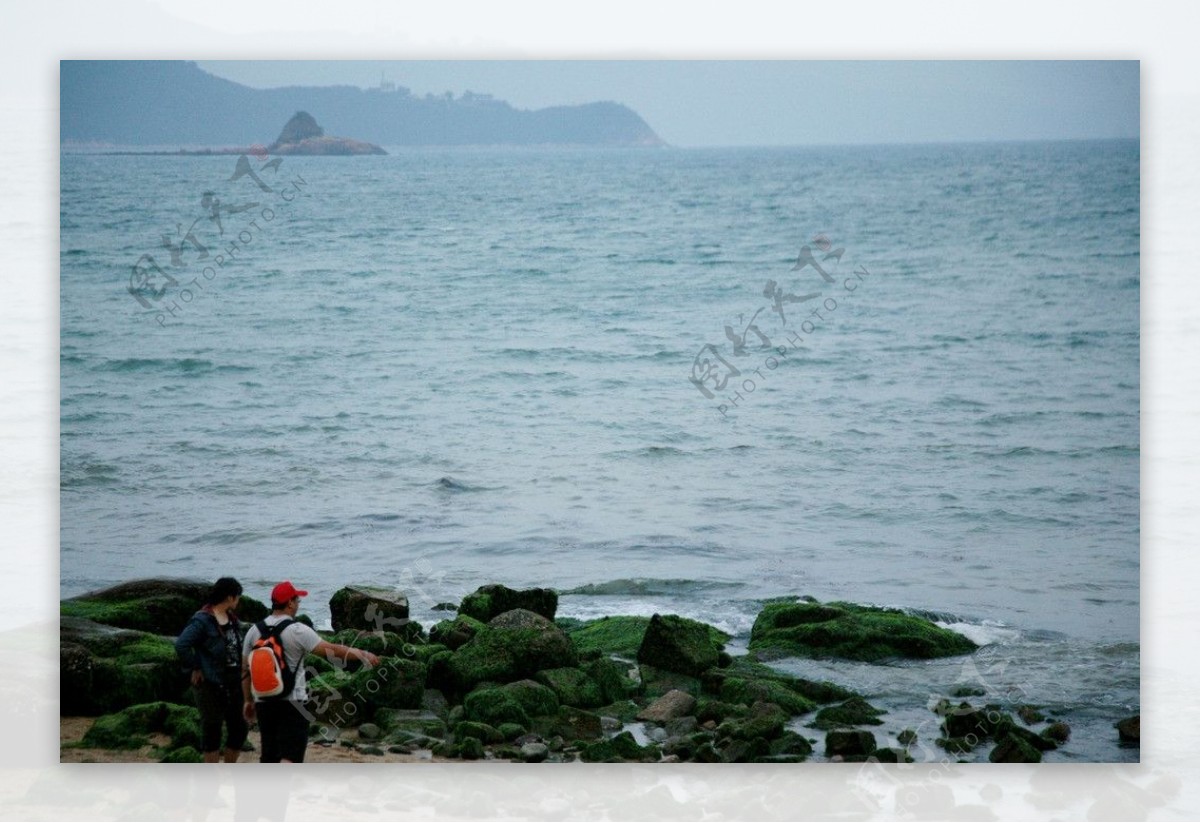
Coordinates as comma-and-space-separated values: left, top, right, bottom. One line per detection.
61, 141, 1139, 761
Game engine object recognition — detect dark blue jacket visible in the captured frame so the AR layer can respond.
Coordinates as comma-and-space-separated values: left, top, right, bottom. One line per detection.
175, 607, 241, 685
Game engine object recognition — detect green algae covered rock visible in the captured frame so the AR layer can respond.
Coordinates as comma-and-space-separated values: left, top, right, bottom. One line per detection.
61, 579, 268, 636
82, 701, 202, 750
459, 584, 558, 623
61, 617, 189, 715
463, 679, 560, 728
429, 615, 486, 651
446, 610, 577, 694
812, 697, 885, 730
703, 656, 856, 705
636, 614, 726, 676
749, 598, 977, 661
535, 667, 605, 708
566, 615, 730, 659
718, 676, 817, 717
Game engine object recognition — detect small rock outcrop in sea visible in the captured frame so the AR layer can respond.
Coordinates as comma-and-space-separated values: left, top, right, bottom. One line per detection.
1117, 714, 1140, 745
267, 111, 386, 156
457, 583, 558, 623
749, 597, 978, 661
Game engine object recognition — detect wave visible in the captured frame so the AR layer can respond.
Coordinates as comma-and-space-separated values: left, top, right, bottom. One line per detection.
561, 578, 747, 597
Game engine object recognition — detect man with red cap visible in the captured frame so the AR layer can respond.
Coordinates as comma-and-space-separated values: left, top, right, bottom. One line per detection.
241, 581, 381, 763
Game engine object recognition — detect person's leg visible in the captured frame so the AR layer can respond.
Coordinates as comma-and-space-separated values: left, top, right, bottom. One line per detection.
257, 701, 281, 763
195, 682, 224, 763
278, 701, 310, 764
222, 677, 249, 763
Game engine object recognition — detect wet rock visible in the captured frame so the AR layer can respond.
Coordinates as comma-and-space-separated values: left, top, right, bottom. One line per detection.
665, 716, 698, 737
989, 734, 1042, 763
457, 736, 485, 760
1117, 714, 1140, 745
873, 747, 914, 763
1017, 705, 1046, 725
520, 742, 549, 763
582, 657, 639, 704
459, 584, 558, 623
463, 679, 559, 728
824, 730, 877, 758
454, 720, 503, 744
750, 598, 977, 661
636, 689, 697, 723
638, 664, 701, 699
717, 676, 816, 716
769, 731, 813, 758
897, 728, 918, 745
329, 586, 410, 632
1044, 721, 1071, 745
636, 614, 723, 676
812, 697, 885, 729
357, 723, 381, 740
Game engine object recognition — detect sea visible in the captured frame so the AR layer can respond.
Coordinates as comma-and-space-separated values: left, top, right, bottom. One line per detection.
60, 139, 1140, 762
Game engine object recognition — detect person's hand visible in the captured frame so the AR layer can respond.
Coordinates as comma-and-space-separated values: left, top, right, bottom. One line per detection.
190, 669, 204, 686
243, 700, 256, 723
359, 651, 381, 668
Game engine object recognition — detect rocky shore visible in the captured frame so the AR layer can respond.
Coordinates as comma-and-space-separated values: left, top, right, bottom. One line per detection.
60, 579, 1133, 764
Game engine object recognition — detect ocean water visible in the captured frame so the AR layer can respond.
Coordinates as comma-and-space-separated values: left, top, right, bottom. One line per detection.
60, 140, 1139, 761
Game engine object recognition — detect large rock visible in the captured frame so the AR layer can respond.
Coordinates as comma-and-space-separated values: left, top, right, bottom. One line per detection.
825, 730, 877, 758
989, 734, 1043, 763
637, 689, 697, 723
60, 578, 268, 636
329, 586, 410, 633
812, 697, 885, 729
306, 658, 427, 728
464, 679, 560, 728
267, 111, 386, 156
534, 667, 605, 709
81, 701, 202, 751
458, 584, 558, 623
636, 614, 724, 677
60, 617, 189, 715
749, 598, 977, 661
446, 610, 577, 694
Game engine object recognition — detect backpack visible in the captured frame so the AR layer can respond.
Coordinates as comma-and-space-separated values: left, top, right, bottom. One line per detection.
248, 618, 296, 700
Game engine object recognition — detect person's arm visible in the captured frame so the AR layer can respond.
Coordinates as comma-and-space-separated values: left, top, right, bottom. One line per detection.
311, 640, 381, 668
241, 628, 256, 722
173, 616, 205, 685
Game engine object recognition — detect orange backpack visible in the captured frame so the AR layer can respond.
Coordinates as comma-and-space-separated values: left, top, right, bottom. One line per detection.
248, 619, 296, 700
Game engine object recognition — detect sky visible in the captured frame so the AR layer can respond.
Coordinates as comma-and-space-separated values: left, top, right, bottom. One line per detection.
198, 60, 1139, 148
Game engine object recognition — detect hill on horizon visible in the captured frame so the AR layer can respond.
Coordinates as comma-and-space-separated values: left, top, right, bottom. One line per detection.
60, 61, 665, 148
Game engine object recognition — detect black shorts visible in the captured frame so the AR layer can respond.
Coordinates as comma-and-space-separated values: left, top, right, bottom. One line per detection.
256, 700, 310, 763
194, 670, 249, 753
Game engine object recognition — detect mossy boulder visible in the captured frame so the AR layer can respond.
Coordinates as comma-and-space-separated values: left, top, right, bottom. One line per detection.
723, 701, 789, 741
636, 614, 726, 676
749, 598, 977, 661
718, 676, 817, 717
566, 616, 648, 657
812, 697, 885, 730
429, 615, 486, 651
989, 734, 1042, 763
638, 664, 701, 699
610, 730, 659, 762
329, 586, 409, 632
702, 655, 855, 706
446, 610, 577, 694
324, 626, 425, 662
61, 578, 268, 636
824, 729, 877, 758
582, 657, 639, 704
60, 618, 189, 715
458, 584, 558, 623
534, 667, 605, 708
530, 706, 603, 741
463, 679, 560, 728
82, 701, 202, 750
308, 658, 427, 726
454, 720, 504, 744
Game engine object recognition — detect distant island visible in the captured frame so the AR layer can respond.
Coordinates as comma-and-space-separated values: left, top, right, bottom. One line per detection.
60, 61, 666, 149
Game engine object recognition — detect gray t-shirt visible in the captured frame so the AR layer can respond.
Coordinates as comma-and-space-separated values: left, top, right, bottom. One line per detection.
242, 615, 323, 702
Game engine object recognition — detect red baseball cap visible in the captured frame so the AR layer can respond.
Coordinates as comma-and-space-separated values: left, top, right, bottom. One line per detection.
271, 581, 309, 602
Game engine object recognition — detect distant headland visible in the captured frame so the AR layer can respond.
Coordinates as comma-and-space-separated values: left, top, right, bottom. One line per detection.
61, 61, 666, 149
